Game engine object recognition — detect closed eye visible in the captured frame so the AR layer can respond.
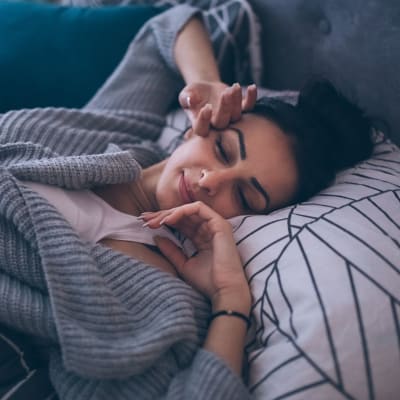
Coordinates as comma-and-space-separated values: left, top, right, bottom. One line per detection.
215, 136, 229, 163
237, 187, 250, 211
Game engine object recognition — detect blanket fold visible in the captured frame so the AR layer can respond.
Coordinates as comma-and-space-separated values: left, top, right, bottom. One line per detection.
0, 143, 209, 380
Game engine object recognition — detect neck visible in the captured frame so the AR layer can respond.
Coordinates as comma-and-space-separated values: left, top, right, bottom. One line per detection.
134, 159, 167, 212
93, 160, 166, 215
125, 180, 156, 214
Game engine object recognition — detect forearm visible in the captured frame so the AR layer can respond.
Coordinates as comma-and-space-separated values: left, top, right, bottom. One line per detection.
174, 16, 221, 84
204, 289, 251, 377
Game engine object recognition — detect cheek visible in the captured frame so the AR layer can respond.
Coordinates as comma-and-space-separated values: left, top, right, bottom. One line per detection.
168, 141, 198, 166
209, 190, 240, 218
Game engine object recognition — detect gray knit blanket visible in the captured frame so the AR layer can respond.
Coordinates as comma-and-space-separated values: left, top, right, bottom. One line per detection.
0, 3, 255, 399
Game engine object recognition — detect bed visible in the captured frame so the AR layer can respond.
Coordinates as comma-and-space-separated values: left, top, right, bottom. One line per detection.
0, 0, 399, 399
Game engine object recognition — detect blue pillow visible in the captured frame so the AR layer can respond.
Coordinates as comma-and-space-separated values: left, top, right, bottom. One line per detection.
0, 1, 162, 112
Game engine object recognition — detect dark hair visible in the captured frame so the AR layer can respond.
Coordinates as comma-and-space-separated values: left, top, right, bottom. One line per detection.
250, 79, 374, 204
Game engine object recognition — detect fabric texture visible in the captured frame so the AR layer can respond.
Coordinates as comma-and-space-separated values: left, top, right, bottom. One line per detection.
0, 3, 256, 399
21, 180, 183, 247
249, 0, 400, 146
0, 1, 161, 112
158, 101, 400, 399
65, 0, 263, 85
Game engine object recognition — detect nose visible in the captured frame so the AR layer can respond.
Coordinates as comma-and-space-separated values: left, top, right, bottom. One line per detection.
198, 168, 234, 196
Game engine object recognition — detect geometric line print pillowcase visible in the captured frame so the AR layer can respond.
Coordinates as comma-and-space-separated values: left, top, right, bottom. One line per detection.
233, 134, 400, 399
158, 102, 400, 400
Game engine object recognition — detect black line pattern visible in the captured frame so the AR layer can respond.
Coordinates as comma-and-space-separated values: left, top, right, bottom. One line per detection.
159, 108, 400, 398
240, 139, 400, 399
299, 236, 343, 388
347, 263, 374, 400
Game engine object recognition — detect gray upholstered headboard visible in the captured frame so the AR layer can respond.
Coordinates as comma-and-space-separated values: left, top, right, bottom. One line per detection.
249, 0, 400, 145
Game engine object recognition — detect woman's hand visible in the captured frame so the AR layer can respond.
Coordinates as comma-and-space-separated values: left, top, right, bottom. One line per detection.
141, 201, 251, 311
179, 81, 257, 136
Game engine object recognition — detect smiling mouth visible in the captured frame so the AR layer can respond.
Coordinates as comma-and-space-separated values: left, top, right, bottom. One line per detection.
179, 173, 195, 204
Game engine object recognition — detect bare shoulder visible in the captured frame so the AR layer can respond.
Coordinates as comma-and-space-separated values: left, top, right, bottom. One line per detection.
100, 238, 178, 277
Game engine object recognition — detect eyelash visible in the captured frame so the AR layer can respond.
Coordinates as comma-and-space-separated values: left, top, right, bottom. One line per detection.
216, 137, 229, 163
238, 187, 250, 210
215, 137, 249, 210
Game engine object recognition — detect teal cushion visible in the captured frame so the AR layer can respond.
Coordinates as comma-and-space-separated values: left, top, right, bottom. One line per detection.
0, 1, 162, 112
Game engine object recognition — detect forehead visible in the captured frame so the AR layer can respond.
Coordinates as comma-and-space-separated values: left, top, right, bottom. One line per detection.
232, 114, 294, 162
234, 113, 291, 147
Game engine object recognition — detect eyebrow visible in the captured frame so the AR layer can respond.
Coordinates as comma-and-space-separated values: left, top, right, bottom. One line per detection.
228, 127, 271, 212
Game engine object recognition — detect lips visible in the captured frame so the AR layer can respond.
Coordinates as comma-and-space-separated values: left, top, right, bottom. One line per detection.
179, 173, 195, 204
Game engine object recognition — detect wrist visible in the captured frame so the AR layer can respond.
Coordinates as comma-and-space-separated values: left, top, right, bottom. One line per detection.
212, 286, 251, 316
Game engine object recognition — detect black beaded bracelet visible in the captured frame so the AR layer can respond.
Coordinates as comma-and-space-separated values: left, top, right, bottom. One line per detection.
209, 310, 251, 329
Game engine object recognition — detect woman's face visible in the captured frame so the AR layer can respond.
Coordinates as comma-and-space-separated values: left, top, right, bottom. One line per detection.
155, 113, 299, 218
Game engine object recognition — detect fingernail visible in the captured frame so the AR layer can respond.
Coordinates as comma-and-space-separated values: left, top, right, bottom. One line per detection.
249, 83, 257, 89
159, 217, 167, 225
142, 222, 150, 228
186, 96, 191, 108
233, 82, 240, 89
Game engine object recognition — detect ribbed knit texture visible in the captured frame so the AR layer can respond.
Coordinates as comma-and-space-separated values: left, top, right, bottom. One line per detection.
0, 4, 252, 399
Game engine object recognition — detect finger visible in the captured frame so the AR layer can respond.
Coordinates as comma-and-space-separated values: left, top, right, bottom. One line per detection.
212, 88, 233, 129
242, 84, 258, 111
230, 83, 243, 122
142, 211, 174, 228
161, 201, 229, 231
178, 89, 200, 110
154, 236, 187, 276
141, 208, 204, 239
192, 104, 212, 137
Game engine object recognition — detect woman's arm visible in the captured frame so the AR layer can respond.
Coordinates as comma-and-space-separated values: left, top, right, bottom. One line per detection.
142, 202, 252, 377
85, 5, 256, 129
174, 16, 257, 133
174, 16, 221, 85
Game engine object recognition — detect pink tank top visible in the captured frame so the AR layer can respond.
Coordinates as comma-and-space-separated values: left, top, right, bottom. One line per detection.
22, 181, 182, 248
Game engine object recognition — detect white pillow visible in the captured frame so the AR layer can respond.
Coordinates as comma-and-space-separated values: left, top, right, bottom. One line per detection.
234, 134, 400, 399
158, 103, 400, 400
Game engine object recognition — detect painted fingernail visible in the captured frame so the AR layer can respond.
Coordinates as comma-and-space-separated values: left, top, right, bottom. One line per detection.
159, 217, 167, 225
186, 96, 191, 108
142, 222, 150, 227
233, 82, 240, 89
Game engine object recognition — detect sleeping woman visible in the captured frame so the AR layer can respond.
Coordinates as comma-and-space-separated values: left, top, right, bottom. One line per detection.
0, 2, 373, 400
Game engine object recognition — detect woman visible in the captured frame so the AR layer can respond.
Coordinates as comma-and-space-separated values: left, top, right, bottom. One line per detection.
0, 3, 373, 400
